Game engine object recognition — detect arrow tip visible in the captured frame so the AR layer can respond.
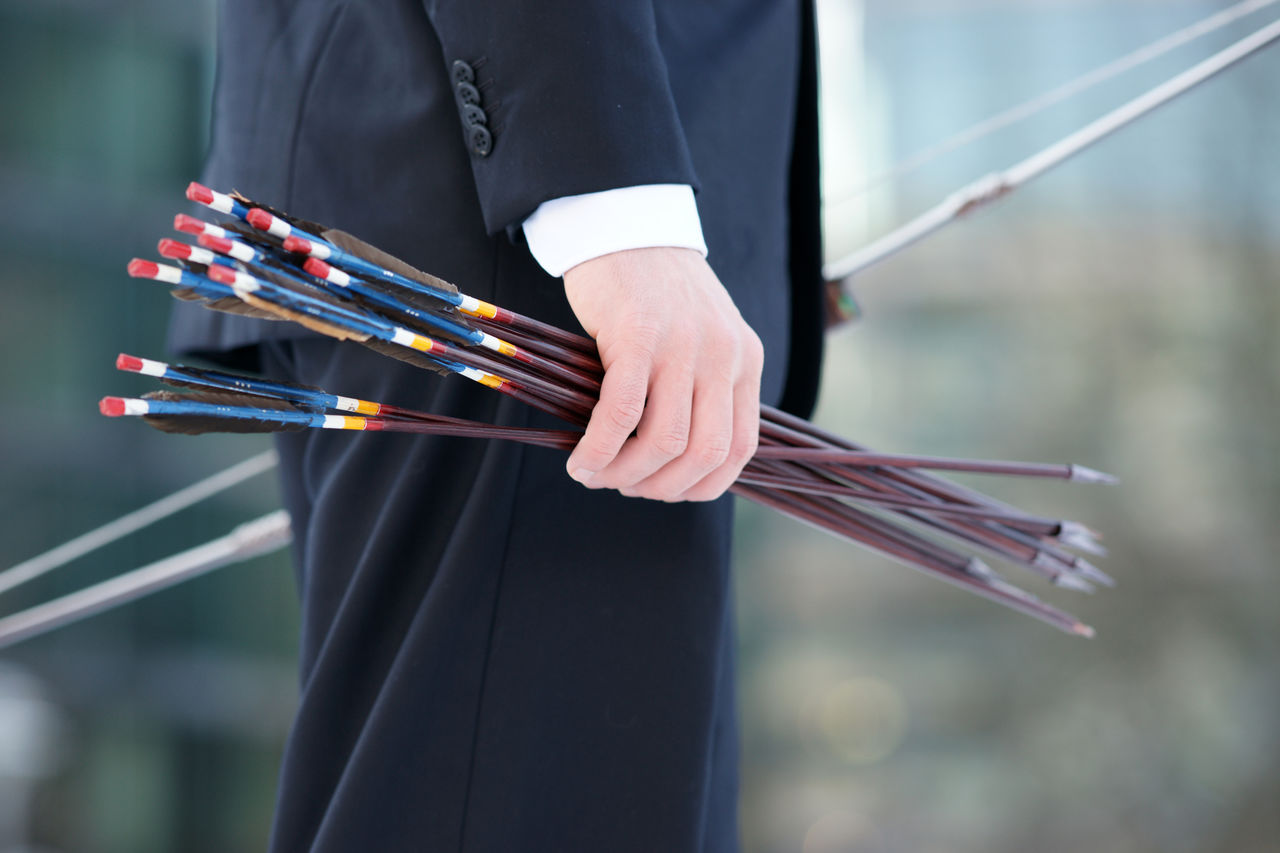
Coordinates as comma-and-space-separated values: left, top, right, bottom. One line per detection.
1052, 572, 1096, 594
1073, 558, 1116, 588
1070, 465, 1119, 485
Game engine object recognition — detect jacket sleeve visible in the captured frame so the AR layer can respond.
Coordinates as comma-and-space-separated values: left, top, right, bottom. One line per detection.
420, 1, 700, 236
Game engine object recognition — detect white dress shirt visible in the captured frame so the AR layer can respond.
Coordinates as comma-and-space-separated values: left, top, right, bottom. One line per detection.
522, 184, 708, 277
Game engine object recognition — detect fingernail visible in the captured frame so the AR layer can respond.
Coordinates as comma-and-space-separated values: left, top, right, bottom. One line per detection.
570, 468, 596, 485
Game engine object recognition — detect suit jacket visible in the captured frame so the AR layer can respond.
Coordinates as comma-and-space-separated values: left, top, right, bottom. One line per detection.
169, 0, 824, 415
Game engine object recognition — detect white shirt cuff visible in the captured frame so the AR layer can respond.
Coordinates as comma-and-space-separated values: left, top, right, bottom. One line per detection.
522, 184, 708, 277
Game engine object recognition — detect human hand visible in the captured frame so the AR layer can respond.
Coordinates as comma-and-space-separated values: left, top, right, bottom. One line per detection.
562, 247, 763, 502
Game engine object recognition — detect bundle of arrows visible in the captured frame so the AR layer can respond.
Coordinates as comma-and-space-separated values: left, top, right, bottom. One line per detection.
101, 183, 1117, 636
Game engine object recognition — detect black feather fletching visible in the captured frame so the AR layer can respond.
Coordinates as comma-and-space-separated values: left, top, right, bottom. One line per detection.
170, 288, 282, 321
152, 370, 328, 414
359, 338, 455, 374
235, 290, 373, 343
322, 228, 460, 298
222, 218, 287, 253
169, 261, 282, 320
139, 390, 306, 435
199, 202, 480, 348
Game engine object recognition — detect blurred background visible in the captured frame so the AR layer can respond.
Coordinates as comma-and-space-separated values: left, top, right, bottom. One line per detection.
0, 0, 1276, 850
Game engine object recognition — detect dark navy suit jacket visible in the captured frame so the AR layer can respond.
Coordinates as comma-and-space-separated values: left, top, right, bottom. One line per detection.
168, 3, 824, 851
170, 0, 823, 414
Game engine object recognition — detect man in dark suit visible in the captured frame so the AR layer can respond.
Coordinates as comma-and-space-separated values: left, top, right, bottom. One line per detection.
170, 1, 823, 850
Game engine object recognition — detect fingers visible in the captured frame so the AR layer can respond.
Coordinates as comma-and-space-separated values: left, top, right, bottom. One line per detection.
559, 247, 764, 502
591, 361, 695, 492
622, 364, 733, 501
677, 358, 761, 501
565, 344, 651, 483
578, 328, 763, 503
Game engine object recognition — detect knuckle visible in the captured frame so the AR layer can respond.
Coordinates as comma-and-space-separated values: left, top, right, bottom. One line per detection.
706, 327, 738, 361
706, 349, 738, 382
652, 428, 689, 459
604, 399, 645, 433
697, 437, 732, 469
730, 432, 759, 465
602, 363, 649, 407
572, 447, 611, 470
619, 321, 663, 353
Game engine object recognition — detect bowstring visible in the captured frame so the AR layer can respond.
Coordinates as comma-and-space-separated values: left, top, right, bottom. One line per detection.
826, 0, 1280, 210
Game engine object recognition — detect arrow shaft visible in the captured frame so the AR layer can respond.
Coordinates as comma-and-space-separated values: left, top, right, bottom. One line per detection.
0, 511, 291, 650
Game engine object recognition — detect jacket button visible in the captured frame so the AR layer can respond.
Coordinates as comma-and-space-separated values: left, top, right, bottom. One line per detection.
469, 125, 493, 157
463, 104, 487, 126
455, 81, 481, 105
451, 60, 475, 84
